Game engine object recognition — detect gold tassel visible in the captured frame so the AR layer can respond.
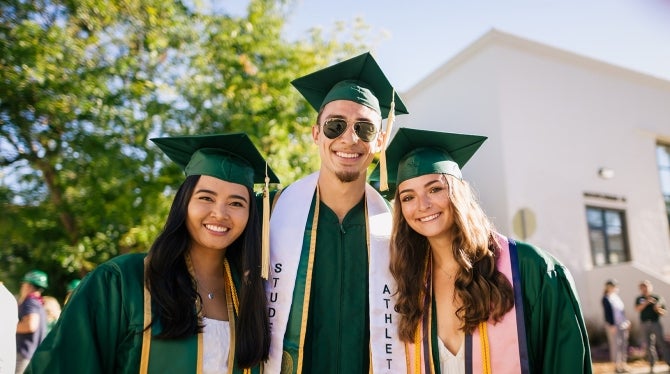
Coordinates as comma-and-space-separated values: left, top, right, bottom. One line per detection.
261, 163, 270, 280
379, 88, 396, 192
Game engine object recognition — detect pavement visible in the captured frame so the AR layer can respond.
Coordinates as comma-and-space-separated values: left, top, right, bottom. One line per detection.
592, 361, 669, 373
591, 343, 670, 373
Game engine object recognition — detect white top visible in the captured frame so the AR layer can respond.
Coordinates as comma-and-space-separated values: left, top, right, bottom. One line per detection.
0, 283, 17, 374
607, 292, 627, 326
202, 317, 230, 374
438, 336, 465, 374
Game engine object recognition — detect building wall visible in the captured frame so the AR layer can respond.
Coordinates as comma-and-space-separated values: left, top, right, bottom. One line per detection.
401, 29, 670, 322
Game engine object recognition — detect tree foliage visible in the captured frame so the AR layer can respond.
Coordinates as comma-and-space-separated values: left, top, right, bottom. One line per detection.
0, 0, 374, 298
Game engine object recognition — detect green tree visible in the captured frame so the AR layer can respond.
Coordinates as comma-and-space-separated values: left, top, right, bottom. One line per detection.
0, 0, 374, 297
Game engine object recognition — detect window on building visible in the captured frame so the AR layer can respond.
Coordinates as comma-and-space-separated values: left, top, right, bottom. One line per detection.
586, 207, 629, 266
657, 143, 670, 232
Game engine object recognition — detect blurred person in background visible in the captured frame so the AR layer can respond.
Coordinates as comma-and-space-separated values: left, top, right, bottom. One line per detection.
635, 280, 669, 372
15, 270, 48, 374
41, 296, 61, 333
63, 279, 80, 305
602, 279, 630, 373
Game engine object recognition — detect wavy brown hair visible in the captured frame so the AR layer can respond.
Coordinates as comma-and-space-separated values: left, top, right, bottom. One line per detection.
390, 174, 514, 340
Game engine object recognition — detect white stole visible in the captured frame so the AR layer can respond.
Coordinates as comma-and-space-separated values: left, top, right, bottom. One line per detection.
265, 172, 404, 373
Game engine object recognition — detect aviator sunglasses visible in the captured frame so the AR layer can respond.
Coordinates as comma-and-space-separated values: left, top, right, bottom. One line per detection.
321, 118, 379, 142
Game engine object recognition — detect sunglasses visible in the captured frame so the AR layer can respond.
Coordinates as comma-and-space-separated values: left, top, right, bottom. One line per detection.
321, 118, 379, 143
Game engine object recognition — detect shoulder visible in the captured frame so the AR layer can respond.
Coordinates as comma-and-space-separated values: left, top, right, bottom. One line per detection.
82, 253, 146, 288
510, 239, 578, 298
21, 296, 42, 310
513, 239, 564, 274
99, 253, 146, 272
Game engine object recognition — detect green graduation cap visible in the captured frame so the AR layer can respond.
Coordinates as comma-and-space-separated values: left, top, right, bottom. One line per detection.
291, 52, 408, 119
151, 133, 280, 189
369, 128, 487, 194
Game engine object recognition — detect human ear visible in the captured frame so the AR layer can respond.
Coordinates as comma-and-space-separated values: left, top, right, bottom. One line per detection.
312, 123, 320, 143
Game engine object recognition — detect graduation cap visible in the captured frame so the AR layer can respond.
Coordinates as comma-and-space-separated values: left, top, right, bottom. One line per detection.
151, 133, 279, 279
151, 133, 279, 189
369, 128, 487, 196
291, 52, 408, 120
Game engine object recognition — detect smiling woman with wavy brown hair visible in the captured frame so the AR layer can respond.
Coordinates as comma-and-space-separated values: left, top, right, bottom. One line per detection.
391, 174, 514, 340
378, 127, 592, 374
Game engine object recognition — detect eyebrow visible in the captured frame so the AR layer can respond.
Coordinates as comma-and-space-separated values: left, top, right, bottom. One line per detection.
194, 189, 249, 203
398, 178, 443, 195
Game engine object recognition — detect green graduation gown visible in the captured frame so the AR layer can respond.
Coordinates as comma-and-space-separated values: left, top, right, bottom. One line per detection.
284, 198, 370, 372
514, 240, 592, 373
27, 253, 260, 374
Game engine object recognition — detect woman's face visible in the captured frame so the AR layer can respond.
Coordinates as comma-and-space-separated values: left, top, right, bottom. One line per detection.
186, 175, 250, 253
398, 173, 454, 240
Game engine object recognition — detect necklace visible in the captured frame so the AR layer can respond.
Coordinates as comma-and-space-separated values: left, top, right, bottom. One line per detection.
184, 252, 222, 302
199, 284, 222, 301
436, 266, 456, 280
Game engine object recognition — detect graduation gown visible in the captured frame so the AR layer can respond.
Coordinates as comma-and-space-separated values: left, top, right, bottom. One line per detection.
287, 198, 369, 372
419, 238, 592, 373
27, 253, 260, 374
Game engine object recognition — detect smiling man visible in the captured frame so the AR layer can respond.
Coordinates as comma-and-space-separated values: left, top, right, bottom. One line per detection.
265, 52, 408, 374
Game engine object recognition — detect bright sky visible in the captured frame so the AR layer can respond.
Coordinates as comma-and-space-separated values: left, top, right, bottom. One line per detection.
225, 0, 670, 92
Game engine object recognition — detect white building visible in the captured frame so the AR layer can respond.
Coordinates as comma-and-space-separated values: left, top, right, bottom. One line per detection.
399, 28, 670, 327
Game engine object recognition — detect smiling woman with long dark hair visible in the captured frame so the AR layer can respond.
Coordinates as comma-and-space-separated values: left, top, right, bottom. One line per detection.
28, 133, 279, 374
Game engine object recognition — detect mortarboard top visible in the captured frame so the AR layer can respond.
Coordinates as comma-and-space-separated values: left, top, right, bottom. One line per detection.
369, 128, 487, 194
291, 52, 408, 120
151, 133, 279, 190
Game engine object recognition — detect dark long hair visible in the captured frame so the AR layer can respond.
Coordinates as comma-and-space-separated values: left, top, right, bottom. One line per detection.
145, 175, 270, 367
390, 174, 514, 340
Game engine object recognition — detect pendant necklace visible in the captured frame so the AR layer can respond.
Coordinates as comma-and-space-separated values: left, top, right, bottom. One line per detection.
185, 252, 221, 302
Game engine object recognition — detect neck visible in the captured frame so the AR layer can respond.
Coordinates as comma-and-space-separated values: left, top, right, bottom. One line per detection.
188, 248, 225, 277
317, 173, 366, 221
430, 236, 459, 276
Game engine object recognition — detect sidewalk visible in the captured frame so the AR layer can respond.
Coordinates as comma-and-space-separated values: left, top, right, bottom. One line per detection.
592, 343, 670, 373
593, 361, 669, 373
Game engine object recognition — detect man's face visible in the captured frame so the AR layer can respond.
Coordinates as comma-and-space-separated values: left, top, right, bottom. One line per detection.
313, 100, 385, 183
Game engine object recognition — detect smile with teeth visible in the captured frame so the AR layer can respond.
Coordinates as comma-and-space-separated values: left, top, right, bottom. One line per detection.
419, 213, 440, 222
205, 224, 229, 233
335, 151, 360, 159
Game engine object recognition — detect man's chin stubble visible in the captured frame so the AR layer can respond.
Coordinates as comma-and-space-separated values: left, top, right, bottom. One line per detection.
336, 171, 360, 183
